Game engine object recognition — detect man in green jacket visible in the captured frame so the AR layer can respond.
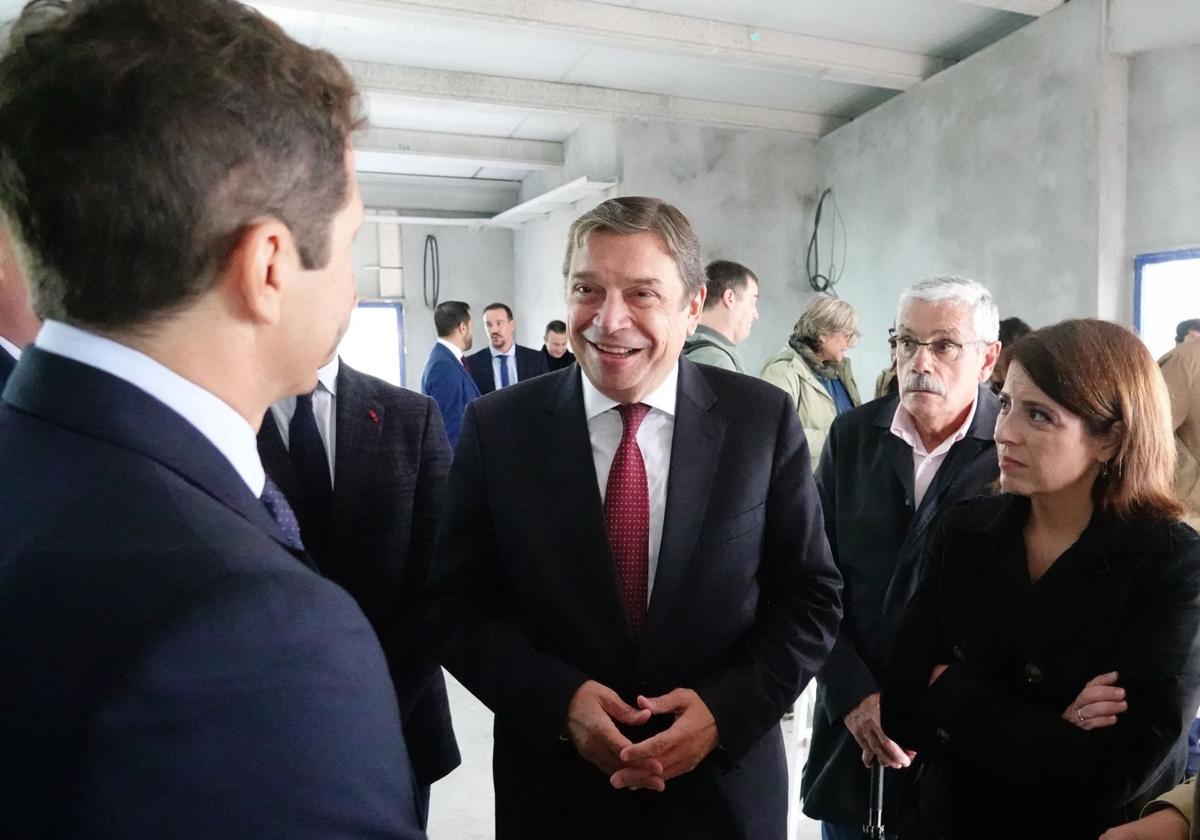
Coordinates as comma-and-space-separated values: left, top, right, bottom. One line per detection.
683, 260, 758, 373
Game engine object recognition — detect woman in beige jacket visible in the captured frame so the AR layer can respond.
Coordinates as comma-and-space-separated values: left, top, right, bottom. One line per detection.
760, 294, 861, 467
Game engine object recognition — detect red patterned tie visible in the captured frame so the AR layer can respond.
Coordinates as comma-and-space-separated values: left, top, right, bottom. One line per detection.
605, 402, 651, 637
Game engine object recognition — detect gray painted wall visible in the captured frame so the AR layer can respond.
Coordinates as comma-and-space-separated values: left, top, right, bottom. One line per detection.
816, 0, 1119, 383
352, 222, 514, 389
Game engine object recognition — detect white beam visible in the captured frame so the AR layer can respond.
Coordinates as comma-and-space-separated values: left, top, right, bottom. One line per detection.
1109, 0, 1200, 54
950, 0, 1062, 14
349, 61, 846, 136
259, 0, 946, 90
355, 127, 563, 170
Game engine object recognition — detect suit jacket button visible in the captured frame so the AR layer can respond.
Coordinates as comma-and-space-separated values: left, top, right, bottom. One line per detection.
1024, 663, 1043, 684
935, 728, 951, 745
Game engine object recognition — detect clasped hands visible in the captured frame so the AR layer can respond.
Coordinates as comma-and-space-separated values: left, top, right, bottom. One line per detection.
566, 680, 719, 793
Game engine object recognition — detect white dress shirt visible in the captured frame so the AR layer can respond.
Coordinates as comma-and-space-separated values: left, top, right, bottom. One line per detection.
35, 319, 266, 495
0, 335, 22, 361
889, 396, 979, 508
582, 365, 678, 601
268, 356, 339, 486
491, 346, 518, 389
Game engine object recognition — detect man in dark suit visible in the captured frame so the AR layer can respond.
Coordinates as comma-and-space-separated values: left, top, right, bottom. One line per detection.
421, 299, 480, 449
0, 2, 424, 836
465, 301, 548, 394
800, 275, 1002, 839
0, 224, 39, 388
541, 318, 576, 371
258, 353, 459, 826
426, 197, 843, 840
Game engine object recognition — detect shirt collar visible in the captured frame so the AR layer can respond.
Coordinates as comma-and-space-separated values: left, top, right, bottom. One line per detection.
318, 355, 339, 396
492, 343, 514, 358
35, 319, 266, 496
889, 394, 978, 458
436, 337, 463, 360
581, 361, 679, 421
0, 335, 21, 360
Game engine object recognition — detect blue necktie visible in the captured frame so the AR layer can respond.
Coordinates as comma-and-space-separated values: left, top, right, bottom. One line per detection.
261, 477, 305, 552
497, 353, 511, 388
288, 391, 332, 554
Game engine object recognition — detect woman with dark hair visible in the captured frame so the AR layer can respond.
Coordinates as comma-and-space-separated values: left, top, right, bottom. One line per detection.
882, 319, 1200, 840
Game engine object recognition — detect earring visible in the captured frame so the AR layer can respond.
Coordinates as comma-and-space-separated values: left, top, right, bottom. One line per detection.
1099, 460, 1112, 479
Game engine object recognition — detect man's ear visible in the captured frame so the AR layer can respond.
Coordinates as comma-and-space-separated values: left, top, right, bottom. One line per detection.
224, 219, 295, 325
978, 340, 1002, 383
684, 284, 706, 335
722, 288, 737, 309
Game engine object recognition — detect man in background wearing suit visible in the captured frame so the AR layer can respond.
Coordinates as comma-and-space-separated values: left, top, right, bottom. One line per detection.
0, 224, 39, 387
421, 299, 480, 449
259, 350, 460, 826
541, 318, 576, 371
800, 275, 1001, 839
0, 1, 423, 836
426, 196, 843, 839
465, 301, 548, 394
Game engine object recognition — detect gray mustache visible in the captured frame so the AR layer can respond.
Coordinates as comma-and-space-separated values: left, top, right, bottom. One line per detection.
904, 373, 945, 395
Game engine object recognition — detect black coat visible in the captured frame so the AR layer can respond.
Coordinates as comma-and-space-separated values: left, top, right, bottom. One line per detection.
425, 360, 843, 840
1, 349, 423, 838
882, 494, 1200, 839
465, 343, 549, 394
800, 387, 1001, 825
258, 361, 460, 789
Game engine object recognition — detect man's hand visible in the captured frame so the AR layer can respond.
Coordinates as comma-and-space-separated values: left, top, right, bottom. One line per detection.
1098, 807, 1189, 840
844, 692, 912, 769
566, 680, 663, 791
1065, 671, 1127, 731
614, 688, 719, 787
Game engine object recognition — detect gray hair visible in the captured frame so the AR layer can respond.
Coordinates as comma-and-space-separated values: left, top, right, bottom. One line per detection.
896, 275, 999, 342
561, 196, 705, 302
791, 294, 858, 346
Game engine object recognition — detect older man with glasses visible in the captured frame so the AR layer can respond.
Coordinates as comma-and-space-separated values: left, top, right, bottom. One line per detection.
800, 275, 1003, 840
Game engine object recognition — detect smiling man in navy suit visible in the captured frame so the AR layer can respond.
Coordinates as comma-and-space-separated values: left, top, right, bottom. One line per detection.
0, 1, 423, 837
426, 197, 842, 840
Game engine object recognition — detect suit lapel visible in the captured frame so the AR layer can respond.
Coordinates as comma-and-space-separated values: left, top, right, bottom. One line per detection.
643, 361, 725, 655
8, 348, 307, 562
329, 362, 383, 556
539, 369, 635, 642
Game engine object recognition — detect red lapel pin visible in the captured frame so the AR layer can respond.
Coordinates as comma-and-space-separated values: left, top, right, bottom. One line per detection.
367, 408, 380, 424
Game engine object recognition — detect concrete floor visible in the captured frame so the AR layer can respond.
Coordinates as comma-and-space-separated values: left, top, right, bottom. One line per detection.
427, 672, 823, 840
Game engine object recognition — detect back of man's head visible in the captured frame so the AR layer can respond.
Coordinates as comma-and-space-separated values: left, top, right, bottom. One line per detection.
1176, 318, 1200, 344
435, 301, 471, 337
702, 260, 756, 311
0, 0, 362, 333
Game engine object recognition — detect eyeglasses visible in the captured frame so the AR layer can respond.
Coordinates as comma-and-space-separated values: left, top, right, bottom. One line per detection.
888, 334, 988, 363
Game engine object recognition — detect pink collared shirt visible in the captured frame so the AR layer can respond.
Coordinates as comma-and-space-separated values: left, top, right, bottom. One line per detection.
889, 396, 979, 508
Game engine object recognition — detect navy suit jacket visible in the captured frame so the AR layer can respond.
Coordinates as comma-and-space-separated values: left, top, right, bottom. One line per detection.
425, 360, 843, 840
421, 342, 479, 449
464, 343, 548, 396
0, 348, 424, 839
258, 360, 460, 790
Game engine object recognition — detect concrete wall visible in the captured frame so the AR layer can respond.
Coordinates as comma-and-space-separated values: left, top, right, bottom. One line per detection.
1127, 43, 1200, 260
352, 221, 514, 388
816, 0, 1123, 382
